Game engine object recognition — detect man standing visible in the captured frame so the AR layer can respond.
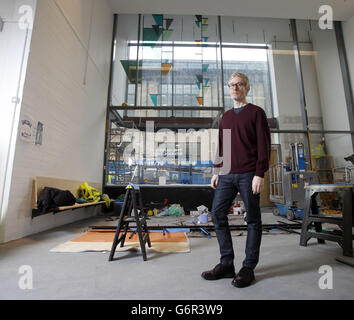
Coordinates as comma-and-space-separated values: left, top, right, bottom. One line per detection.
201, 72, 271, 288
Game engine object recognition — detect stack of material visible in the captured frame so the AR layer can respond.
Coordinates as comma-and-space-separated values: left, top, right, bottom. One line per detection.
50, 229, 190, 253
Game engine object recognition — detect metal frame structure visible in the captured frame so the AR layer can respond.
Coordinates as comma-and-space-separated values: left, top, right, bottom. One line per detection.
103, 14, 118, 188
91, 222, 302, 233
300, 184, 354, 257
290, 19, 312, 170
103, 15, 354, 189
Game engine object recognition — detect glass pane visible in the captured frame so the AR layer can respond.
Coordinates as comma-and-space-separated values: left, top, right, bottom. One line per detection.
128, 14, 223, 112
299, 20, 351, 132
221, 16, 297, 121
111, 14, 139, 116
222, 45, 272, 114
106, 122, 215, 185
108, 14, 354, 186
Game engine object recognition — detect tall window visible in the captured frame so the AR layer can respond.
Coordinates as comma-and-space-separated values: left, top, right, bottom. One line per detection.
124, 40, 272, 117
108, 14, 276, 186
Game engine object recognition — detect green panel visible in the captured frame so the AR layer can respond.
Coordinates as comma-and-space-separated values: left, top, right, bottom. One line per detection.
143, 27, 163, 42
162, 29, 173, 41
149, 94, 158, 106
202, 64, 209, 72
120, 60, 142, 84
152, 25, 161, 35
201, 24, 208, 32
152, 14, 164, 26
196, 74, 203, 83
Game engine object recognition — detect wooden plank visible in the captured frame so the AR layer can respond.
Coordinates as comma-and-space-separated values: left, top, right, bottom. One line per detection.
32, 201, 106, 218
57, 201, 106, 211
32, 179, 38, 209
305, 184, 354, 189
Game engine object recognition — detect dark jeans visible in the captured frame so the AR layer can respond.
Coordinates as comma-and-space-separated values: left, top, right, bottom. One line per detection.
211, 172, 262, 270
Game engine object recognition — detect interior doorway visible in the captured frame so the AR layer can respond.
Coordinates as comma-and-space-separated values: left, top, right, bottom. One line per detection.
0, 17, 30, 236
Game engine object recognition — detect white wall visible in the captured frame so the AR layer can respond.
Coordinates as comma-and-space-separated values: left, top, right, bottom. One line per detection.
310, 20, 353, 167
342, 14, 354, 131
220, 17, 325, 160
0, 0, 37, 243
112, 15, 327, 162
2, 0, 113, 243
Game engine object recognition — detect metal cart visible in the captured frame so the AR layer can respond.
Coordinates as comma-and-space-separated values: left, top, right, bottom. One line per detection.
269, 143, 318, 221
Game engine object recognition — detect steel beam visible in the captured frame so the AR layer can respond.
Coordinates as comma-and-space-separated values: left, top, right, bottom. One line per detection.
290, 19, 312, 170
218, 16, 226, 111
102, 14, 118, 188
134, 14, 142, 107
111, 106, 223, 111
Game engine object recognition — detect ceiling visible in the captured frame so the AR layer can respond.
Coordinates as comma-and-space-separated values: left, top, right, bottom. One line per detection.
108, 0, 354, 21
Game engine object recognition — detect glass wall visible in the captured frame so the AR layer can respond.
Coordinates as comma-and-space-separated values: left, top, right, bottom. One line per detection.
107, 14, 354, 186
107, 120, 218, 185
111, 14, 275, 116
111, 14, 139, 118
299, 20, 353, 168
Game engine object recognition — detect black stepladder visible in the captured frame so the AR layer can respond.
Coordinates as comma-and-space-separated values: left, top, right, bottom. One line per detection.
108, 183, 151, 261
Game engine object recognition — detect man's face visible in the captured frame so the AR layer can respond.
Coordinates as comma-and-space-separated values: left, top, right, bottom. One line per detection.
228, 76, 250, 102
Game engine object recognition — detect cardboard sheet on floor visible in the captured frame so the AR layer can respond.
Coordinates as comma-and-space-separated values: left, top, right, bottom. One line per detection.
50, 230, 190, 253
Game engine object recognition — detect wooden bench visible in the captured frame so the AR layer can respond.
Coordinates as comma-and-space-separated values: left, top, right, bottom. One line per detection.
32, 176, 106, 218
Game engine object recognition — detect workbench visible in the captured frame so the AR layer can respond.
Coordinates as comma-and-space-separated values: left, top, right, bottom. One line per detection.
300, 184, 354, 257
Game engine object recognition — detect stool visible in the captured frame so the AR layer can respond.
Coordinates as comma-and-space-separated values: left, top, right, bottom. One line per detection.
300, 184, 354, 257
108, 183, 151, 261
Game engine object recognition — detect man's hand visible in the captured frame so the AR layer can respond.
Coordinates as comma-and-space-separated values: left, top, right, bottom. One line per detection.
252, 176, 264, 194
211, 174, 219, 189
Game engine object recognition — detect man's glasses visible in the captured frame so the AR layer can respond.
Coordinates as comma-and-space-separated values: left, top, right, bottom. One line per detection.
228, 82, 246, 89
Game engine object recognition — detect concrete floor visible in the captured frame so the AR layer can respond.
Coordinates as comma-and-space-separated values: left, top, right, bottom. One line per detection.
0, 212, 353, 300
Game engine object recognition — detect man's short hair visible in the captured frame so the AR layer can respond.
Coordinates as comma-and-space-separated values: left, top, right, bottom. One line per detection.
229, 72, 250, 89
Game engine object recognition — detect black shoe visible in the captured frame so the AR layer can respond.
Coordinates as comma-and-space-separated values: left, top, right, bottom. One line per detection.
232, 267, 255, 288
201, 263, 235, 280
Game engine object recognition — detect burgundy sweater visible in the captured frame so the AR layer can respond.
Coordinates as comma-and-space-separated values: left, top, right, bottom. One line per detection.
213, 103, 271, 178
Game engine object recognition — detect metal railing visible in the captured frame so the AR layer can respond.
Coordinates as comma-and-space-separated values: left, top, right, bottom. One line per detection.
269, 162, 285, 204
